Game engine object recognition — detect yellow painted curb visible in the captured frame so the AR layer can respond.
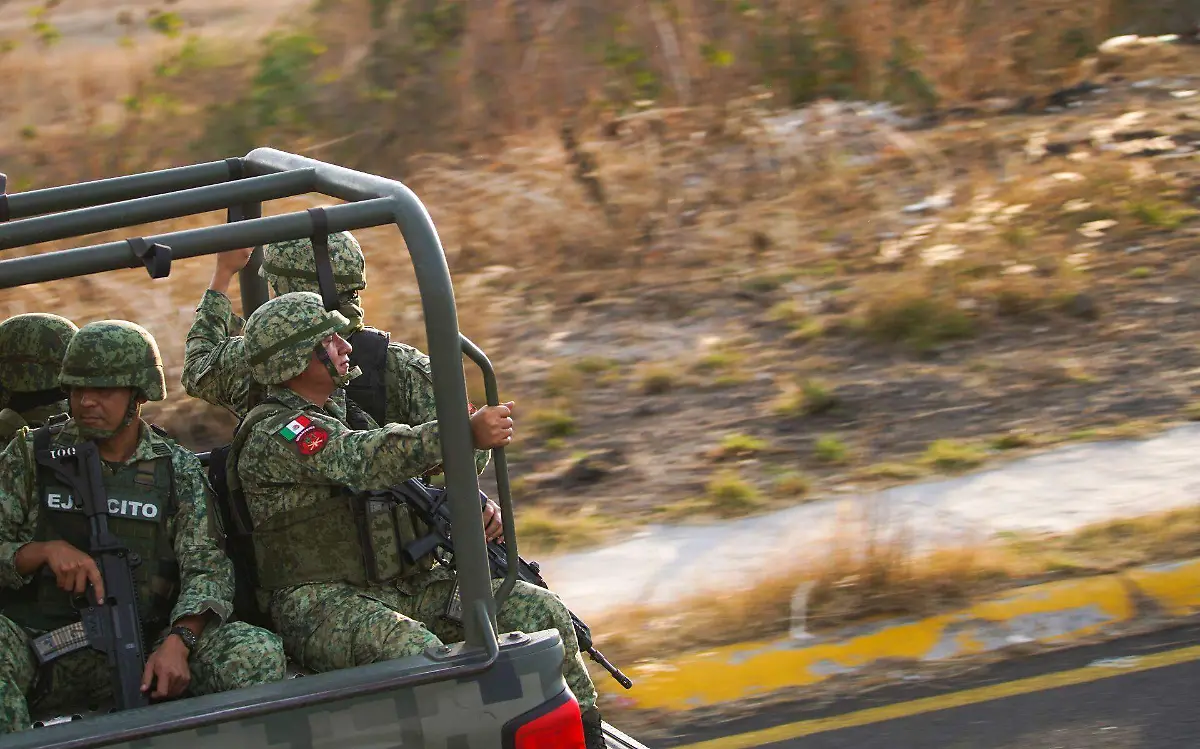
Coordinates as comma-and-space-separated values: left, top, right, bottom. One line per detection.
597, 566, 1176, 712
1124, 558, 1200, 616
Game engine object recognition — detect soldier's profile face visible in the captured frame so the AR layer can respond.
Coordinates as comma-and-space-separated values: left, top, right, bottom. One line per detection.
69, 386, 133, 432
319, 334, 353, 376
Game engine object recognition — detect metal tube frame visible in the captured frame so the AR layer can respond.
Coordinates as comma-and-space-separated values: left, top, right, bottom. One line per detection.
0, 170, 315, 251
0, 149, 499, 648
0, 159, 245, 221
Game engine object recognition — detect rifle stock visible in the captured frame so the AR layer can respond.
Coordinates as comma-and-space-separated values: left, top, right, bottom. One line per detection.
393, 480, 633, 689
33, 441, 150, 711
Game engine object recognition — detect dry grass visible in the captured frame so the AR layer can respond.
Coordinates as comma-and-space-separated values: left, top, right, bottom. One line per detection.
1006, 506, 1200, 573
814, 435, 851, 464
3, 11, 1196, 340
702, 470, 767, 517
712, 432, 770, 460
543, 362, 585, 398
592, 501, 1022, 664
1061, 419, 1167, 443
4, 0, 1196, 173
658, 469, 769, 519
772, 471, 813, 499
6, 0, 1193, 268
635, 364, 680, 395
855, 277, 977, 352
514, 506, 612, 555
920, 439, 989, 473
528, 407, 579, 441
287, 0, 1198, 164
591, 503, 1200, 666
856, 461, 930, 481
991, 429, 1042, 450
771, 378, 840, 418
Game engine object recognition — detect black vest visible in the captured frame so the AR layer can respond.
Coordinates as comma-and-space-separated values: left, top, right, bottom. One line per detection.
344, 327, 390, 428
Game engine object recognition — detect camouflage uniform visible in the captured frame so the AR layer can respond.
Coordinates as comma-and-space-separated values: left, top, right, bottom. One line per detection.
0, 321, 286, 733
231, 293, 598, 714
181, 235, 473, 439
0, 314, 78, 441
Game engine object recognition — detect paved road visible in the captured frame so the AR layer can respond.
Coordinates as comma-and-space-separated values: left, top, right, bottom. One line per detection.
657, 624, 1200, 749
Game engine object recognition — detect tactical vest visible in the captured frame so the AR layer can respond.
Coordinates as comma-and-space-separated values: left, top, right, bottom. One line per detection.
0, 423, 179, 634
345, 327, 390, 428
225, 398, 434, 593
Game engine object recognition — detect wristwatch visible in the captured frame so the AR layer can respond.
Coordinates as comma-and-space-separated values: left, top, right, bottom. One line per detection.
169, 626, 198, 653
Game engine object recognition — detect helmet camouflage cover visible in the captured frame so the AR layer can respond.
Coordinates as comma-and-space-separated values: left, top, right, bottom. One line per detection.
260, 231, 367, 296
244, 291, 352, 385
59, 320, 166, 402
0, 313, 79, 392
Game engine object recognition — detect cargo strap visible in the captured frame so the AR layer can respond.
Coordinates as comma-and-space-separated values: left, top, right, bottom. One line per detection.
307, 207, 339, 312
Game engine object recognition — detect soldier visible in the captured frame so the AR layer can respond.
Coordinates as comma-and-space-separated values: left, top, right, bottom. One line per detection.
0, 320, 287, 733
182, 238, 475, 439
0, 313, 78, 441
229, 292, 606, 748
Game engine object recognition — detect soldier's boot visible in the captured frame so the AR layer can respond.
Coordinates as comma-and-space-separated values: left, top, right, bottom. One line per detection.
581, 708, 605, 749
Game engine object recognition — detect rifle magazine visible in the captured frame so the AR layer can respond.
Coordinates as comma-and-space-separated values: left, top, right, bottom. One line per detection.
30, 622, 90, 665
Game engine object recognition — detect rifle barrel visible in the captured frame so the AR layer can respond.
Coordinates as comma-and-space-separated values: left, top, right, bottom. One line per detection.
587, 647, 634, 690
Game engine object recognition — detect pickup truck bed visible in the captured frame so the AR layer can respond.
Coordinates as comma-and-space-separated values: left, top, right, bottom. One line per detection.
11, 629, 644, 749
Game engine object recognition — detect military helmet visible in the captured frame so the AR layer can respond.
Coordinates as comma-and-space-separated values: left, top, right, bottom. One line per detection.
0, 313, 79, 393
59, 320, 166, 401
260, 231, 367, 296
244, 292, 351, 385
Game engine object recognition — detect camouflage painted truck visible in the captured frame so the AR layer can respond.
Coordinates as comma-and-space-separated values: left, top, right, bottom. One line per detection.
0, 151, 645, 749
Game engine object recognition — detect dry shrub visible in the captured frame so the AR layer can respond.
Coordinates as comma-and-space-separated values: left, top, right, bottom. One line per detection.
307, 0, 1161, 155
404, 145, 615, 273
593, 502, 1200, 665
855, 274, 976, 352
515, 506, 610, 555
0, 0, 296, 182
2, 0, 1196, 451
801, 501, 1021, 629
1013, 506, 1200, 572
591, 499, 1026, 665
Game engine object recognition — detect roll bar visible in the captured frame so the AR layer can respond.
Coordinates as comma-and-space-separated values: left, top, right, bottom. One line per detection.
0, 150, 501, 647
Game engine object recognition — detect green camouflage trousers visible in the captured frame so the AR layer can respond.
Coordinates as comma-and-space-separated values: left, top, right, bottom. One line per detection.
270, 577, 598, 711
0, 615, 286, 733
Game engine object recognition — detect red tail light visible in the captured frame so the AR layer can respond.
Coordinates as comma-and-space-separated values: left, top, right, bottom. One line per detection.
504, 692, 586, 749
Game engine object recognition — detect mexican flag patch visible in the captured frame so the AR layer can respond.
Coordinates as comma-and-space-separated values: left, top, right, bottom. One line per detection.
279, 415, 312, 441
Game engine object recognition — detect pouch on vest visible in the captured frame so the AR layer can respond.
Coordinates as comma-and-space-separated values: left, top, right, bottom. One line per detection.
353, 492, 436, 583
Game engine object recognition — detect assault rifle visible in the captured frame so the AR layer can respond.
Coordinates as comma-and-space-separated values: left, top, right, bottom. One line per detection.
382, 479, 633, 689
32, 441, 150, 711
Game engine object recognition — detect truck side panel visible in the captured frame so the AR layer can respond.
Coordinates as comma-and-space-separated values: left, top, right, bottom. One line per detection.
5, 632, 569, 749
